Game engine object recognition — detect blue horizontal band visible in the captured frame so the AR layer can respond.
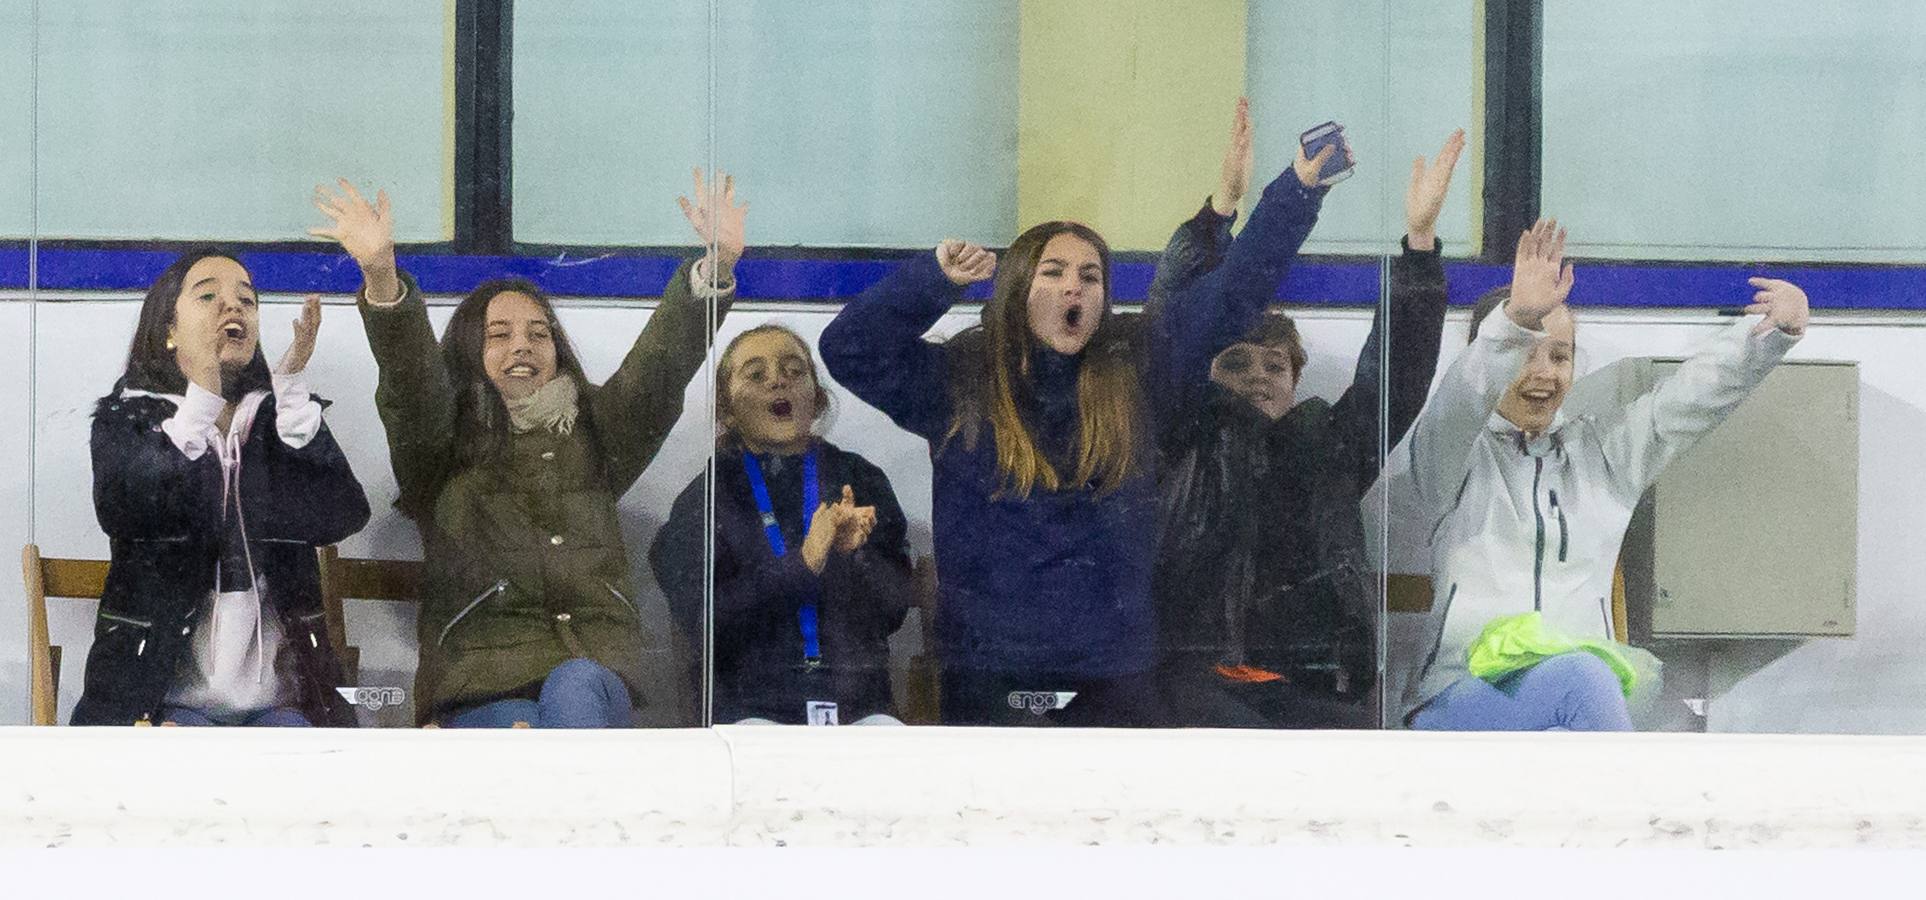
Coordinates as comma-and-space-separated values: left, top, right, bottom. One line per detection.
2, 247, 1920, 309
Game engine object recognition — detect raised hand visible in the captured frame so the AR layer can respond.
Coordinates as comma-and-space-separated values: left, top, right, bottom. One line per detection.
309, 179, 399, 303
1292, 135, 1355, 191
275, 295, 322, 376
677, 168, 748, 277
1745, 277, 1810, 337
1505, 218, 1574, 330
935, 240, 996, 286
1213, 96, 1254, 216
1406, 129, 1466, 251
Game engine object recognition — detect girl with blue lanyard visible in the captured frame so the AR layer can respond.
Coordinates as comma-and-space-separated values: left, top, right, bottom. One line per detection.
651, 324, 915, 725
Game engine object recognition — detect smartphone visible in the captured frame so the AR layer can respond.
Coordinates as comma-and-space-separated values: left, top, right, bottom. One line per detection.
1299, 121, 1354, 186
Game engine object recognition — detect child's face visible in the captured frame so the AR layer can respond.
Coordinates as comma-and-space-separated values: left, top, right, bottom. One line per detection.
1025, 233, 1105, 356
725, 329, 819, 455
482, 291, 559, 401
171, 256, 260, 380
1210, 340, 1298, 420
1496, 306, 1576, 434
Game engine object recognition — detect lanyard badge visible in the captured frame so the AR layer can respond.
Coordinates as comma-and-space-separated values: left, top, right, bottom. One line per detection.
741, 448, 823, 669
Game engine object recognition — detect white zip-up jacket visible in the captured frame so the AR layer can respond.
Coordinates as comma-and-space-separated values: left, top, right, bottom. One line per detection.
1400, 308, 1800, 718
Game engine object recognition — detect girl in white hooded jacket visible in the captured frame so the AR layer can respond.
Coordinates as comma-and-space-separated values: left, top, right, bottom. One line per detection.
1401, 219, 1808, 730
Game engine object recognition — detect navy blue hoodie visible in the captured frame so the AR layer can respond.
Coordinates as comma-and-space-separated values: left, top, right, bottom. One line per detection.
820, 171, 1325, 678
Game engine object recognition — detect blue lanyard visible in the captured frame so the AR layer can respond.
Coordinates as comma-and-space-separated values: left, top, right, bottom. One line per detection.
742, 448, 822, 666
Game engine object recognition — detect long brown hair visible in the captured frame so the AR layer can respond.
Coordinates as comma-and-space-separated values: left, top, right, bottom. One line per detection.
945, 221, 1140, 498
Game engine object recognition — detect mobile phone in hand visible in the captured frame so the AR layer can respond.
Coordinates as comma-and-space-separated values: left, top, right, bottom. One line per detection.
1299, 121, 1354, 186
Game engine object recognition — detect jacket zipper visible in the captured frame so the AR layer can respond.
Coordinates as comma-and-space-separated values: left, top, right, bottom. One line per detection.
437, 579, 508, 647
1549, 488, 1569, 562
1531, 458, 1545, 611
604, 581, 641, 618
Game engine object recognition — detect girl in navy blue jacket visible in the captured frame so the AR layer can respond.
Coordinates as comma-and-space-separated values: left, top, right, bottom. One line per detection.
820, 127, 1338, 726
652, 324, 914, 725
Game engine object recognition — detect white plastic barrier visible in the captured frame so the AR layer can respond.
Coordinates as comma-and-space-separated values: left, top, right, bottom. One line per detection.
5, 726, 1925, 848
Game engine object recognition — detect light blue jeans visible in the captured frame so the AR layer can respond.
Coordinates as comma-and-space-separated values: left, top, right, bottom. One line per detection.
444, 658, 635, 729
1411, 652, 1633, 732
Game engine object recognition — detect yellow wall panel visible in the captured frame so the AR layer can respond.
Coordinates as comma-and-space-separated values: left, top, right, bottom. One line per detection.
1018, 0, 1247, 251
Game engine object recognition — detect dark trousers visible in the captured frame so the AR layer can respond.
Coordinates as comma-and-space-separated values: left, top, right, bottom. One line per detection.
939, 666, 1166, 727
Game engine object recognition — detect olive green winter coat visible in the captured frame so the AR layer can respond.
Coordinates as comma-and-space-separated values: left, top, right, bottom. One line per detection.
358, 260, 727, 722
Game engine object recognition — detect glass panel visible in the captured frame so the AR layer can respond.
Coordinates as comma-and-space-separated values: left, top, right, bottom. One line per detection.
1382, 1, 1926, 736
1249, 1, 1480, 256
24, 2, 718, 729
27, 1, 448, 727
3, 0, 34, 726
33, 1, 448, 242
701, 0, 1402, 729
1544, 0, 1926, 262
512, 0, 724, 728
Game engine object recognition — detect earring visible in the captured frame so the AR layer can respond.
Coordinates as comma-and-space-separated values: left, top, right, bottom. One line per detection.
164, 336, 176, 350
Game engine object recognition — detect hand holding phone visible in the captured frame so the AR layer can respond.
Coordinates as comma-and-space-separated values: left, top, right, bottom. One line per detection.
1298, 121, 1355, 188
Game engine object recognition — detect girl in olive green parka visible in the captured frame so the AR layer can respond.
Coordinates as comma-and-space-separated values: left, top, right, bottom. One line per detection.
313, 172, 745, 726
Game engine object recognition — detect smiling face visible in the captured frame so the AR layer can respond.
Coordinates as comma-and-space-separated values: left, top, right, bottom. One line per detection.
1211, 340, 1299, 420
1024, 232, 1106, 356
170, 256, 259, 381
722, 328, 822, 455
481, 291, 559, 401
1495, 305, 1577, 434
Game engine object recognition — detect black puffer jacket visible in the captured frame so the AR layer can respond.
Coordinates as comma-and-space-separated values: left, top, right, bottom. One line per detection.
1152, 222, 1449, 700
72, 386, 371, 726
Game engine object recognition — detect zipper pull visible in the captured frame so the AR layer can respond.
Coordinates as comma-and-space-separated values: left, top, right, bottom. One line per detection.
1550, 489, 1569, 562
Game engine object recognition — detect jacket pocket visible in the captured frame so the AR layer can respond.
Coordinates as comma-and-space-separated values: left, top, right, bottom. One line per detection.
97, 611, 155, 657
437, 579, 508, 648
295, 610, 329, 651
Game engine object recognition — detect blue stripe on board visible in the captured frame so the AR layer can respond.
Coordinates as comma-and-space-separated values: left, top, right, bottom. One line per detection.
2, 247, 1922, 309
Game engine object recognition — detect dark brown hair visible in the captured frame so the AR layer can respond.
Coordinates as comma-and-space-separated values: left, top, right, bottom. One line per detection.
119, 246, 271, 401
1238, 311, 1308, 379
438, 278, 597, 471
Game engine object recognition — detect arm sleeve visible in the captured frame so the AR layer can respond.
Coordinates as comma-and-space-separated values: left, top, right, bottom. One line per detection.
593, 259, 735, 495
818, 253, 961, 442
1594, 318, 1800, 497
1404, 306, 1541, 524
356, 269, 457, 516
1147, 171, 1326, 432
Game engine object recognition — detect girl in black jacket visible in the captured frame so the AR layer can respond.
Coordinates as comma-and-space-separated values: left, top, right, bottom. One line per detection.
73, 248, 371, 726
651, 324, 913, 725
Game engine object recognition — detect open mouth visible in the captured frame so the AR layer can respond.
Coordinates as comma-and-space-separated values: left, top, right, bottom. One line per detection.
1063, 305, 1084, 331
504, 363, 537, 378
220, 320, 248, 341
1520, 388, 1556, 403
769, 398, 794, 420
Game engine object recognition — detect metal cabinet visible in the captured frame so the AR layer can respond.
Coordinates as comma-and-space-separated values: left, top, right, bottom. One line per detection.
1616, 358, 1858, 638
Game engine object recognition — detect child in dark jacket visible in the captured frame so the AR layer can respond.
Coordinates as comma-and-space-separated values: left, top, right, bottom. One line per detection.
75, 248, 371, 727
819, 104, 1339, 726
651, 324, 913, 725
1150, 127, 1463, 729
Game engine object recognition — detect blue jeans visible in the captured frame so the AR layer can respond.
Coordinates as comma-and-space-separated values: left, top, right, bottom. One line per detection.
159, 706, 312, 727
1411, 652, 1633, 732
444, 658, 635, 728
